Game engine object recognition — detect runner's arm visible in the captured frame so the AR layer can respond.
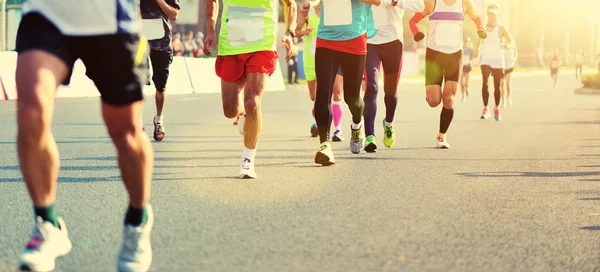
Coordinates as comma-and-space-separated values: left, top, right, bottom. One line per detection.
295, 12, 309, 38
282, 0, 297, 36
205, 0, 218, 36
500, 25, 514, 46
463, 0, 482, 29
156, 0, 180, 20
397, 0, 425, 12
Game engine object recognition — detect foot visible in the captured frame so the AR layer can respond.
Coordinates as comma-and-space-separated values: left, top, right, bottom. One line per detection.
233, 114, 242, 125
436, 134, 451, 149
494, 107, 501, 121
382, 120, 396, 148
310, 124, 318, 138
350, 124, 364, 154
314, 142, 335, 166
480, 107, 490, 119
239, 157, 257, 179
19, 217, 72, 272
117, 206, 154, 272
332, 129, 344, 142
462, 96, 466, 103
364, 135, 377, 153
153, 117, 165, 141
238, 115, 246, 135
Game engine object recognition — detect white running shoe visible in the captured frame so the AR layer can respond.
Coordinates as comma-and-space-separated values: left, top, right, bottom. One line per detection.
480, 107, 490, 119
238, 115, 246, 135
117, 206, 154, 272
436, 134, 451, 149
314, 142, 335, 166
18, 217, 72, 272
239, 157, 257, 179
350, 124, 365, 154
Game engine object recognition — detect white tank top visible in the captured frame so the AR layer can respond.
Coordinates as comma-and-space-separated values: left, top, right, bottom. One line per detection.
504, 47, 515, 69
480, 25, 505, 69
427, 0, 464, 54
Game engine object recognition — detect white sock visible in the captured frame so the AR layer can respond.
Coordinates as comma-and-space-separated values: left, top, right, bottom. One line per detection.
155, 115, 163, 123
384, 120, 393, 127
243, 148, 256, 161
351, 121, 362, 130
320, 141, 330, 147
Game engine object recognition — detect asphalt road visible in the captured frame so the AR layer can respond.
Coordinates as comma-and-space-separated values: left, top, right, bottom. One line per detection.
1, 72, 599, 271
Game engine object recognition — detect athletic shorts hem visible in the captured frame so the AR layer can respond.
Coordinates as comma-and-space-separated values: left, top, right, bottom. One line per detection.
215, 51, 278, 83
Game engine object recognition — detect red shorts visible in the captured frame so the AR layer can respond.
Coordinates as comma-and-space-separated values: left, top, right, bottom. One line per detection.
215, 50, 278, 82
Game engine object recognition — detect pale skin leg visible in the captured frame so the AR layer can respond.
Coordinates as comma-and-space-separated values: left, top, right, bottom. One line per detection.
16, 51, 67, 206
505, 72, 512, 98
333, 74, 343, 102
442, 82, 458, 110
17, 51, 153, 208
426, 85, 442, 108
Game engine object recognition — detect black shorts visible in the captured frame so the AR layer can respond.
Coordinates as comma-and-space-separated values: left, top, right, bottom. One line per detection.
15, 13, 148, 106
462, 65, 472, 73
551, 68, 559, 76
504, 68, 514, 75
425, 48, 462, 86
148, 50, 173, 92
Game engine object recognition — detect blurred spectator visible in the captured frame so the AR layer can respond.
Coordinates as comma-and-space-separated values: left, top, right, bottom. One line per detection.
173, 32, 184, 56
182, 31, 197, 57
287, 38, 299, 84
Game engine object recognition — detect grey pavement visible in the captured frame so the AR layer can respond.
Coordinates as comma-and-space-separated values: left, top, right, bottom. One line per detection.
0, 72, 599, 271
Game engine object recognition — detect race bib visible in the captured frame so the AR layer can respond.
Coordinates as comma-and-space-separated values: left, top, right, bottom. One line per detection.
323, 0, 352, 26
226, 5, 265, 47
551, 60, 559, 69
142, 19, 166, 41
434, 22, 462, 48
372, 5, 389, 27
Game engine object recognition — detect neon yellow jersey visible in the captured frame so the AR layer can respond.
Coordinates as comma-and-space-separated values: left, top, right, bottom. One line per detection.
218, 0, 277, 56
302, 8, 320, 59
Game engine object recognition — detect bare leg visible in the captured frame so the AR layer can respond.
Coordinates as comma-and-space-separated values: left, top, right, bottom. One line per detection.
243, 73, 267, 149
16, 51, 68, 207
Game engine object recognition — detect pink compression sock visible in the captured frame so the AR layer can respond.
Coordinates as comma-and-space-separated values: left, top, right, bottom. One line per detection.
332, 100, 343, 129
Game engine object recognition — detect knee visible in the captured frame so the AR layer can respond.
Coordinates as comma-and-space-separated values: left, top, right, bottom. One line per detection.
426, 96, 441, 108
442, 95, 455, 108
244, 96, 260, 116
17, 100, 50, 140
223, 102, 239, 119
106, 124, 137, 149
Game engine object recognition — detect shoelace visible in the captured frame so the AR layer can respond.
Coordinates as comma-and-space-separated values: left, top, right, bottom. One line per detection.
351, 129, 360, 141
385, 127, 393, 138
122, 227, 142, 253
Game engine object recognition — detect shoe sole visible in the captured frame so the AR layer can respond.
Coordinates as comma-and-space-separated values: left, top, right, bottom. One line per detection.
239, 174, 256, 179
314, 152, 335, 166
332, 136, 343, 142
364, 142, 377, 153
154, 132, 164, 141
350, 146, 362, 154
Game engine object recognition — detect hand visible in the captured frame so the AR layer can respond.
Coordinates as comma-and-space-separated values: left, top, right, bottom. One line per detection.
304, 27, 314, 36
477, 28, 487, 39
203, 32, 216, 56
414, 32, 425, 42
282, 35, 294, 60
301, 1, 311, 17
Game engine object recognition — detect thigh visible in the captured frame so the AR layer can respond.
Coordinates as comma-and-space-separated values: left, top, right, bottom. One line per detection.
78, 34, 147, 106
481, 65, 492, 79
315, 47, 339, 98
16, 13, 75, 87
365, 44, 381, 82
149, 50, 172, 91
492, 68, 505, 83
340, 52, 366, 95
442, 50, 462, 83
425, 48, 443, 87
378, 40, 403, 76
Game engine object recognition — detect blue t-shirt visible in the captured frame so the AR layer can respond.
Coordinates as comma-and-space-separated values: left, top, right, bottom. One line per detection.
317, 0, 377, 41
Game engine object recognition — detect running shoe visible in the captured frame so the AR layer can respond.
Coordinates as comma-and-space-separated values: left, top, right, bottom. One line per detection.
239, 157, 257, 179
314, 142, 335, 166
480, 107, 490, 119
238, 115, 246, 135
350, 125, 364, 154
18, 217, 72, 272
332, 129, 344, 142
117, 206, 154, 272
364, 135, 377, 153
494, 107, 501, 121
436, 134, 451, 149
310, 124, 318, 138
382, 120, 396, 148
233, 114, 242, 125
153, 117, 165, 141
